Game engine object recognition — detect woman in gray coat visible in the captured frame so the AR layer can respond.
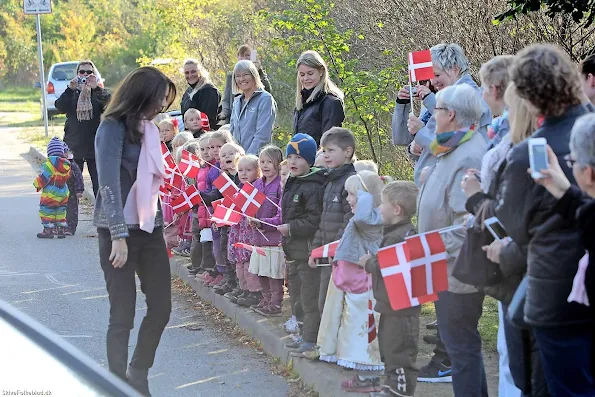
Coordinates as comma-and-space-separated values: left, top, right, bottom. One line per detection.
229, 60, 277, 155
416, 84, 488, 397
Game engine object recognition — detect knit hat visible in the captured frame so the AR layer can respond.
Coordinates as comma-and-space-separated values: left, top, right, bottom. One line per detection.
47, 137, 65, 157
286, 133, 317, 166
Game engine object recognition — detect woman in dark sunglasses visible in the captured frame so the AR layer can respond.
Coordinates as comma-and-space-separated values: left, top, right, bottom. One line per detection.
55, 59, 111, 200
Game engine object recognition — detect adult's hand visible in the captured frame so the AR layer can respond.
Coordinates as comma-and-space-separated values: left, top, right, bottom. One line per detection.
409, 141, 423, 157
461, 170, 482, 198
397, 87, 411, 101
87, 74, 98, 89
482, 238, 510, 264
407, 114, 423, 135
109, 238, 128, 268
416, 84, 432, 100
69, 77, 78, 90
529, 145, 571, 199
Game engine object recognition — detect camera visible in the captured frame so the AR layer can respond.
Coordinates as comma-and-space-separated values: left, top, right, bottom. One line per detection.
77, 76, 87, 84
409, 86, 418, 96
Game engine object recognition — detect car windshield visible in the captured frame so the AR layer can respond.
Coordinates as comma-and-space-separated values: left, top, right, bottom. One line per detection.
52, 64, 78, 81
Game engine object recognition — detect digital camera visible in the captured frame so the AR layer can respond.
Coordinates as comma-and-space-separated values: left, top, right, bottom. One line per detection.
77, 76, 87, 84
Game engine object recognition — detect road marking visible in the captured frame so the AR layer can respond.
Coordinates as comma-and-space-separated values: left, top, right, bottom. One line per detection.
45, 274, 70, 285
22, 284, 79, 294
81, 294, 109, 300
59, 335, 93, 338
61, 287, 104, 296
165, 321, 200, 330
0, 272, 40, 277
207, 348, 228, 355
176, 369, 249, 389
11, 298, 33, 304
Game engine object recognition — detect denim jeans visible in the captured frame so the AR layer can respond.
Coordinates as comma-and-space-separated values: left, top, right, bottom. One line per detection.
98, 227, 172, 380
533, 325, 595, 396
435, 291, 488, 397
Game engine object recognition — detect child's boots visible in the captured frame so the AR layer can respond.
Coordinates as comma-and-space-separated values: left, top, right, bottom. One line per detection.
37, 227, 54, 239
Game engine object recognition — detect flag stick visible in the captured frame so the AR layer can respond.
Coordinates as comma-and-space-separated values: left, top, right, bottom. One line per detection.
221, 207, 278, 228
265, 196, 282, 211
255, 227, 270, 242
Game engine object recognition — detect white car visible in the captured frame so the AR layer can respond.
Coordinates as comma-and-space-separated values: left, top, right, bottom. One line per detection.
37, 61, 104, 120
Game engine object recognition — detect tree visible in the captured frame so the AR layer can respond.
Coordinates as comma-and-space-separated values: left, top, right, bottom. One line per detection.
495, 0, 595, 27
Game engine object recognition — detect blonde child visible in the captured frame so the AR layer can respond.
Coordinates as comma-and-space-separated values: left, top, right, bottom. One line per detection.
227, 155, 262, 304
249, 145, 285, 315
158, 117, 179, 152
354, 159, 379, 174
315, 170, 387, 372
280, 159, 290, 190
171, 131, 193, 154
184, 108, 210, 138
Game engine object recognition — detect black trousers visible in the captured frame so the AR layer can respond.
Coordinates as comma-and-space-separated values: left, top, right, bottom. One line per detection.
98, 227, 172, 380
287, 261, 303, 322
74, 157, 98, 197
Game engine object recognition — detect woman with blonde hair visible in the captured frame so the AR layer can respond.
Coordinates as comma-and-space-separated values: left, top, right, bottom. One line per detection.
180, 59, 221, 129
229, 60, 277, 155
293, 50, 345, 145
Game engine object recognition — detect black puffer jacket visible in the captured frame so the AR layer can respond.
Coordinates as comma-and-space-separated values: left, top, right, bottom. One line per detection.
496, 104, 591, 327
55, 86, 111, 159
281, 168, 326, 262
180, 83, 221, 130
293, 90, 345, 146
311, 163, 355, 260
365, 221, 420, 315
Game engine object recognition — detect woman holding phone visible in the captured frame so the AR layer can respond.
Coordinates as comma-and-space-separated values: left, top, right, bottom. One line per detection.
94, 67, 176, 396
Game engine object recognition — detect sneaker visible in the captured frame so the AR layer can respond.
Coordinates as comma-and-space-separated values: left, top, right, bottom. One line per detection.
341, 375, 382, 393
255, 305, 282, 316
281, 316, 300, 334
185, 263, 194, 269
214, 282, 234, 295
238, 292, 262, 308
423, 334, 439, 345
285, 336, 303, 349
224, 288, 243, 299
384, 370, 415, 396
188, 267, 202, 276
180, 247, 191, 257
171, 246, 185, 256
229, 290, 249, 304
289, 342, 316, 357
417, 360, 452, 383
426, 319, 438, 330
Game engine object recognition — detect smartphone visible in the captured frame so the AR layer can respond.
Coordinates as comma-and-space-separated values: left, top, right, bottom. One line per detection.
528, 137, 548, 179
484, 217, 508, 241
250, 49, 257, 62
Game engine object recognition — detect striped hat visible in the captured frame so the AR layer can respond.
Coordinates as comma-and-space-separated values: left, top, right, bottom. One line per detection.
47, 137, 66, 157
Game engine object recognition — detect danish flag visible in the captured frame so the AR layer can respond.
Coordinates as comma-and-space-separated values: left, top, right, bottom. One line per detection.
408, 49, 434, 82
179, 150, 200, 179
160, 142, 176, 173
234, 182, 267, 218
159, 183, 170, 197
233, 243, 267, 257
377, 242, 438, 311
212, 196, 237, 212
211, 204, 242, 226
199, 111, 211, 131
213, 173, 239, 198
406, 231, 449, 297
170, 185, 202, 214
311, 240, 339, 259
368, 299, 376, 344
165, 171, 184, 191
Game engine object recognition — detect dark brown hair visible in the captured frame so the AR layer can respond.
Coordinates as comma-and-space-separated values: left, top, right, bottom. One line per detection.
320, 127, 356, 158
511, 44, 582, 118
580, 53, 595, 78
237, 44, 252, 56
103, 67, 177, 143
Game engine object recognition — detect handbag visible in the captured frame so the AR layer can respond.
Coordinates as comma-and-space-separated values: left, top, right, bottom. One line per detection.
452, 200, 503, 287
507, 275, 529, 329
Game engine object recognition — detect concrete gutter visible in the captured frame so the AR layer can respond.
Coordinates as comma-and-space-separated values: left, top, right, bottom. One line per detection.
170, 257, 369, 397
28, 146, 95, 205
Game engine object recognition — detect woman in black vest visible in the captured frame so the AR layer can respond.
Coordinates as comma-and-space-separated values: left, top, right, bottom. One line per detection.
180, 59, 221, 129
293, 50, 345, 146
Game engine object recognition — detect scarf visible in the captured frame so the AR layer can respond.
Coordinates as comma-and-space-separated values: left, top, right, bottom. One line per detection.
430, 124, 476, 157
123, 120, 167, 233
76, 83, 93, 121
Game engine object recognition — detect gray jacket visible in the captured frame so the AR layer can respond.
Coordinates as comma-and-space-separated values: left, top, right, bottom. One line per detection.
230, 89, 277, 155
392, 74, 492, 186
93, 119, 163, 240
221, 69, 272, 122
417, 132, 487, 294
334, 191, 383, 265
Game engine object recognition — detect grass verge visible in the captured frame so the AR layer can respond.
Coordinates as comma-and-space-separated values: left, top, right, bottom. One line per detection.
0, 86, 41, 113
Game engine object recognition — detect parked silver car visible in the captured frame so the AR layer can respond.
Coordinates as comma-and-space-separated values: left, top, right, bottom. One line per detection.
37, 61, 104, 120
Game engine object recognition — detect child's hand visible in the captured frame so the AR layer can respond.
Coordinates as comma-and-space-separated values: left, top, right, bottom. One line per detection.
359, 253, 372, 267
277, 224, 289, 236
308, 256, 317, 268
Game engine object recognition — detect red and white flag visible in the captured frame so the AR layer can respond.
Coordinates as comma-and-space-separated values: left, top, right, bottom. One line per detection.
234, 182, 267, 218
408, 49, 434, 83
212, 196, 237, 212
233, 243, 267, 256
213, 173, 239, 198
367, 299, 376, 344
159, 183, 170, 197
179, 150, 200, 179
170, 185, 202, 214
165, 171, 184, 191
406, 231, 449, 297
160, 142, 176, 173
199, 111, 211, 131
211, 204, 242, 226
377, 242, 438, 311
311, 240, 340, 259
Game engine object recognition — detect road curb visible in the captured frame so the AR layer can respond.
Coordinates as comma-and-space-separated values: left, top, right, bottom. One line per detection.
29, 145, 95, 205
169, 257, 369, 397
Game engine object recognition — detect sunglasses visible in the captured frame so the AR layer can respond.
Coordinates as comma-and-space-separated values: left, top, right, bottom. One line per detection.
78, 69, 94, 75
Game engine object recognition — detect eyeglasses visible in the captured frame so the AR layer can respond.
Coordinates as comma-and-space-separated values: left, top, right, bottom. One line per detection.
435, 107, 449, 112
78, 70, 93, 75
564, 154, 577, 168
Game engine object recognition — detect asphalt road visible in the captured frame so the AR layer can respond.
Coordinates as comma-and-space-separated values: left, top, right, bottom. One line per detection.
0, 128, 289, 397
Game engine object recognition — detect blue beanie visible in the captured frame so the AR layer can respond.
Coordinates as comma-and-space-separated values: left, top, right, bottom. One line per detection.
286, 133, 317, 166
47, 137, 65, 157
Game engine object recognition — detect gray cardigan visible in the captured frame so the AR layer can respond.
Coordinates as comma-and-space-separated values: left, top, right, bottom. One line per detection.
230, 89, 277, 155
391, 74, 492, 186
333, 191, 383, 265
93, 118, 163, 240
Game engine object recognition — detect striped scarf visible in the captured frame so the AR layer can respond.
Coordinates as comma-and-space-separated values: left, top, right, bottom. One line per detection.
76, 84, 93, 121
430, 124, 476, 157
